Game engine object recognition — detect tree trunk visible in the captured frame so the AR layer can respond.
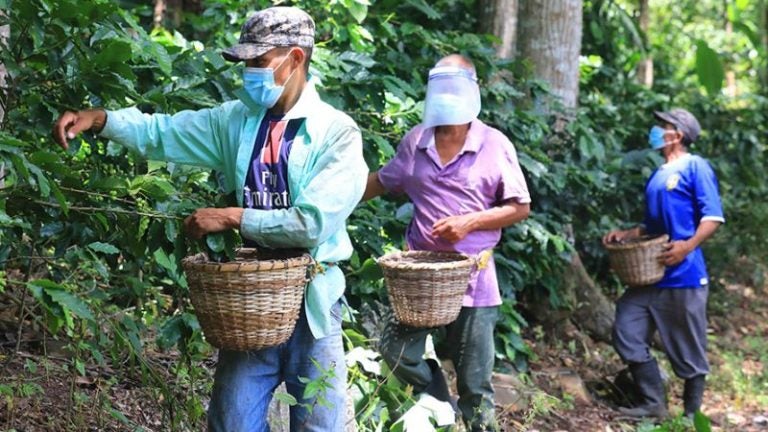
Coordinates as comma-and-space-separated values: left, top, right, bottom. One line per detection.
561, 227, 615, 342
478, 0, 518, 59
724, 0, 737, 97
153, 0, 166, 29
636, 0, 654, 88
154, 0, 193, 29
518, 0, 583, 111
517, 0, 615, 342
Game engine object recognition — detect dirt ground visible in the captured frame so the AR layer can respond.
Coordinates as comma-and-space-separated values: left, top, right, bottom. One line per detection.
498, 275, 768, 432
2, 271, 767, 431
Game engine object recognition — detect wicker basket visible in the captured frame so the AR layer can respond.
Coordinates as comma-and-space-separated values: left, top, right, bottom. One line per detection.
377, 251, 475, 328
605, 234, 669, 286
182, 248, 313, 351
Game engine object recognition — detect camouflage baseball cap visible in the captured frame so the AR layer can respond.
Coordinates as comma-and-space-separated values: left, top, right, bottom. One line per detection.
654, 108, 702, 144
222, 7, 315, 62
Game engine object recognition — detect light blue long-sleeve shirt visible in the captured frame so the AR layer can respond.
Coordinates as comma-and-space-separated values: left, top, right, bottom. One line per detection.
99, 81, 368, 338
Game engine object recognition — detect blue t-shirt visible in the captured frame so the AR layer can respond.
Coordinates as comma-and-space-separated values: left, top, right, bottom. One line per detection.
242, 115, 303, 246
643, 154, 725, 288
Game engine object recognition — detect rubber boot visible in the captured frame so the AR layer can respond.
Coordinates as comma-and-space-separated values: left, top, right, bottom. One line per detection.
683, 375, 706, 417
618, 359, 669, 419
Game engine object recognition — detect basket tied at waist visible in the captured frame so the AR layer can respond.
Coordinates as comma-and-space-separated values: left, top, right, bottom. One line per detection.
182, 248, 314, 351
377, 250, 475, 328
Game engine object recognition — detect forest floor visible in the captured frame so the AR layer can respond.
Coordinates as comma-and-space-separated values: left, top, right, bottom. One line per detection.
1, 266, 767, 432
505, 267, 768, 432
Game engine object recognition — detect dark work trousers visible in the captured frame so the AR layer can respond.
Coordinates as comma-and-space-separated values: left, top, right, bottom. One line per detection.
613, 285, 710, 379
380, 306, 500, 431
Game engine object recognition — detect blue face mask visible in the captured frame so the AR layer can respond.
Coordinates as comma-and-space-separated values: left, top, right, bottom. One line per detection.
242, 55, 293, 108
648, 126, 671, 150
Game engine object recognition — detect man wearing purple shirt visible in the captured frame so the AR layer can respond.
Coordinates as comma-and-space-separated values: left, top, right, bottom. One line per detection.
362, 54, 530, 431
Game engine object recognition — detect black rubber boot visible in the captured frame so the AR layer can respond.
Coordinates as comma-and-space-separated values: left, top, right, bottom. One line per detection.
618, 359, 669, 419
683, 375, 706, 417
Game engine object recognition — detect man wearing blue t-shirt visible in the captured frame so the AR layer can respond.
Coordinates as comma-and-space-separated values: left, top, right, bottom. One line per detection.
604, 108, 724, 419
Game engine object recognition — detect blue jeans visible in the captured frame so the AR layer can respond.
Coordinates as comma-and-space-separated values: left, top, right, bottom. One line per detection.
207, 301, 346, 432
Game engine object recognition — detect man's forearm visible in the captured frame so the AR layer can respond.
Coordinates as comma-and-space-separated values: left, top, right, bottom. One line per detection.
685, 220, 721, 250
468, 202, 530, 231
361, 171, 387, 201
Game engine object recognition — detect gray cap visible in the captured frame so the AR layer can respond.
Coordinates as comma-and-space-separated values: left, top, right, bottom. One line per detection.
654, 108, 701, 145
222, 7, 315, 62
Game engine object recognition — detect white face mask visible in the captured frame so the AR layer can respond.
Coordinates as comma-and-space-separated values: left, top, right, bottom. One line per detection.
422, 66, 482, 128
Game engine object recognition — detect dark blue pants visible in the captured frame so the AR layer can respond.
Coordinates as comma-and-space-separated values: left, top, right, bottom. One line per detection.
613, 285, 709, 379
380, 306, 499, 431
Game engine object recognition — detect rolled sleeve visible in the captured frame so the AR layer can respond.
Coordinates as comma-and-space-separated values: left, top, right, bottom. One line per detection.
693, 158, 725, 224
240, 125, 368, 248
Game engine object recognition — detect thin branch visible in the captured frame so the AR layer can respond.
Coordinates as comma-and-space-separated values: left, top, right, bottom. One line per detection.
14, 257, 43, 354
34, 200, 183, 220
58, 186, 137, 205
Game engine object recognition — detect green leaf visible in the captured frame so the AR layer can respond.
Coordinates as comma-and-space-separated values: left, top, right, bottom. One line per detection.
49, 182, 69, 216
404, 0, 441, 19
0, 210, 31, 229
273, 392, 298, 406
74, 359, 86, 376
157, 315, 183, 350
205, 233, 225, 253
93, 39, 132, 67
695, 40, 724, 95
144, 40, 173, 76
45, 288, 96, 322
732, 21, 761, 49
694, 411, 712, 432
153, 248, 178, 273
88, 241, 120, 255
164, 219, 178, 243
345, 0, 369, 24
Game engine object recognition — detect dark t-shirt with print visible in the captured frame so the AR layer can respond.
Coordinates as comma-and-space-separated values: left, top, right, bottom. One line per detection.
242, 114, 303, 247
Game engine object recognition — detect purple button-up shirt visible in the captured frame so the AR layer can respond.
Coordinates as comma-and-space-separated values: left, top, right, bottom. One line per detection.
378, 119, 531, 307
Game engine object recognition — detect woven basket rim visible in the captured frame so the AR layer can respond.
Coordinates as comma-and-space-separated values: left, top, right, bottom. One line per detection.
181, 248, 313, 273
377, 250, 475, 271
604, 234, 669, 251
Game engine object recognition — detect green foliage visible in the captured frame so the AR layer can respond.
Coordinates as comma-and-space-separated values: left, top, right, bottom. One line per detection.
636, 412, 712, 432
1, 0, 767, 429
695, 40, 725, 95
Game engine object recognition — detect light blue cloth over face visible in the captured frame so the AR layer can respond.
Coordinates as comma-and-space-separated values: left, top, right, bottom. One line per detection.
99, 80, 368, 338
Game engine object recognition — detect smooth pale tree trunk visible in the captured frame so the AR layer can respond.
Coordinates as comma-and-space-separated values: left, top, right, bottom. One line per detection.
153, 0, 166, 29
518, 0, 614, 342
154, 0, 203, 29
479, 0, 518, 59
518, 0, 583, 111
724, 0, 737, 97
636, 0, 654, 88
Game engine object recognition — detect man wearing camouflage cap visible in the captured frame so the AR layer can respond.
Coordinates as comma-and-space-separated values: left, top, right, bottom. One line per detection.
53, 6, 367, 431
604, 108, 724, 419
